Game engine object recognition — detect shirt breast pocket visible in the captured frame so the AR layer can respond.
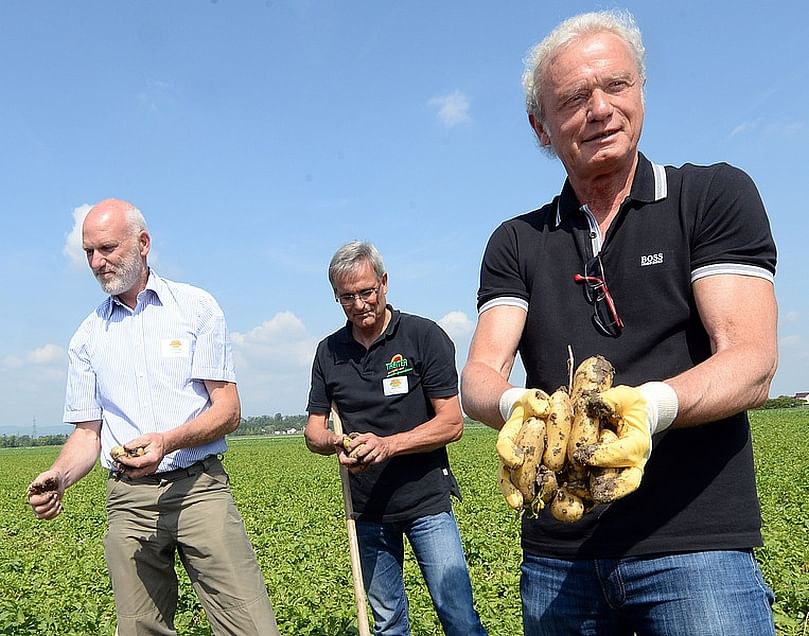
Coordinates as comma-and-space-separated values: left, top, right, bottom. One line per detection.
160, 338, 191, 359
158, 337, 195, 383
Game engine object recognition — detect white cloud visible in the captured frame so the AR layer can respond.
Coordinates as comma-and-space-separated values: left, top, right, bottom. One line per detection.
232, 311, 316, 367
730, 119, 808, 140
2, 344, 65, 369
28, 344, 66, 365
438, 311, 474, 340
729, 120, 759, 137
1, 354, 23, 369
63, 204, 92, 269
231, 311, 320, 416
435, 311, 476, 390
428, 90, 472, 127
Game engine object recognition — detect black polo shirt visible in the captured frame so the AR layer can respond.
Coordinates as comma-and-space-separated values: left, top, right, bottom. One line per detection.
477, 153, 776, 558
307, 307, 460, 522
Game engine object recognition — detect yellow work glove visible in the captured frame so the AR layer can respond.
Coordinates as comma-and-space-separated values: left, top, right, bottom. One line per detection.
496, 387, 550, 469
574, 382, 678, 499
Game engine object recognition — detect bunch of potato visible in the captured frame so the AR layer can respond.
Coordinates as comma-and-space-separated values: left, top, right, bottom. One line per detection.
496, 355, 639, 523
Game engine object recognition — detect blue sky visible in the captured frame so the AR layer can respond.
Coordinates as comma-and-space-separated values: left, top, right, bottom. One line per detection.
1, 1, 806, 433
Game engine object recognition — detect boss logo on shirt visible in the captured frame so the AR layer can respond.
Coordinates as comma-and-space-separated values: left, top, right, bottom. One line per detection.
385, 353, 412, 377
640, 252, 664, 267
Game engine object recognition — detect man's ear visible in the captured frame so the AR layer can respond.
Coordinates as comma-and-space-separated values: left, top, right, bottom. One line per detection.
139, 230, 151, 257
528, 113, 551, 147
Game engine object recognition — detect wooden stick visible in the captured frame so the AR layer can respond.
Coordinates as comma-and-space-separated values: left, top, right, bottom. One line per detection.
331, 405, 372, 636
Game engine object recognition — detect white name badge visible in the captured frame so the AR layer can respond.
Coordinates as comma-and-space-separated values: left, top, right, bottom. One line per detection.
383, 376, 409, 396
161, 338, 190, 358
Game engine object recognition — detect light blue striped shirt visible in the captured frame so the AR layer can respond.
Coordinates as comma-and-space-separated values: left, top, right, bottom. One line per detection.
64, 271, 236, 471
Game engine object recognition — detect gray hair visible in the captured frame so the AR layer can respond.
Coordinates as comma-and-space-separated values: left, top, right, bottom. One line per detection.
328, 241, 385, 288
124, 204, 148, 236
522, 10, 646, 128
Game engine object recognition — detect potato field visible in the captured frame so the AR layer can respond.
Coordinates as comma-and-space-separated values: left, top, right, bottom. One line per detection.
1, 408, 807, 635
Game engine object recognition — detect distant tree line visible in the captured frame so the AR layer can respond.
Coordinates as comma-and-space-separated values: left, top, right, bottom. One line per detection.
230, 414, 308, 437
230, 414, 489, 437
756, 396, 808, 410
0, 434, 69, 448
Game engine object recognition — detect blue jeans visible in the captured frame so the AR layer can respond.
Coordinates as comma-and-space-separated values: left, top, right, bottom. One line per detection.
521, 549, 775, 635
356, 511, 487, 636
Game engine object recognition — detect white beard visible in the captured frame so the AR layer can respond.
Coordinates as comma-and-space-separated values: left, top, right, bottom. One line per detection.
96, 247, 143, 296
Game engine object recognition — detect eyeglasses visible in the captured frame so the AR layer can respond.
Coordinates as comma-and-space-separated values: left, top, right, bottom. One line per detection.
335, 284, 380, 306
574, 255, 624, 336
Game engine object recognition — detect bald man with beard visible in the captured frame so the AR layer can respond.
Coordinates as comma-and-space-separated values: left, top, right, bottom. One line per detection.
27, 199, 280, 636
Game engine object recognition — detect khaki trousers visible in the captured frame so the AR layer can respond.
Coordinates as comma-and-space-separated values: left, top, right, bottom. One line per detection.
104, 457, 279, 636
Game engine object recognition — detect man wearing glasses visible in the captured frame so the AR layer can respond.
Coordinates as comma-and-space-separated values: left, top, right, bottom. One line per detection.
304, 241, 487, 636
462, 10, 777, 636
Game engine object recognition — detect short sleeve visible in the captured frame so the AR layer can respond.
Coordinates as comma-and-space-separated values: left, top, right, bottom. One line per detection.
306, 343, 331, 414
190, 293, 237, 383
690, 163, 776, 280
477, 222, 531, 311
63, 319, 102, 423
419, 321, 458, 399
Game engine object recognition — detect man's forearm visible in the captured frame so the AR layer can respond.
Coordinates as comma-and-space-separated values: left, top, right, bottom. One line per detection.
667, 344, 776, 428
305, 429, 339, 455
160, 381, 240, 454
462, 305, 525, 427
52, 423, 102, 488
304, 413, 340, 455
386, 414, 463, 456
670, 275, 777, 428
161, 404, 239, 454
461, 361, 512, 429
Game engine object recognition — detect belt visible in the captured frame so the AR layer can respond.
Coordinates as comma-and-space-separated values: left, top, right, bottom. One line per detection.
109, 455, 219, 484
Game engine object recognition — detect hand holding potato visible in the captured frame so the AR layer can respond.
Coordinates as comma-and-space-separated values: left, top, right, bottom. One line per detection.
496, 389, 550, 469
110, 433, 165, 478
494, 356, 677, 521
573, 382, 678, 502
575, 385, 652, 469
341, 431, 393, 473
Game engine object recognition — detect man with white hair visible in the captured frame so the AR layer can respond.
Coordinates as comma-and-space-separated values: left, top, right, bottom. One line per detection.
27, 198, 280, 636
462, 10, 777, 635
